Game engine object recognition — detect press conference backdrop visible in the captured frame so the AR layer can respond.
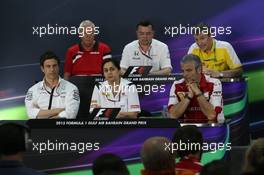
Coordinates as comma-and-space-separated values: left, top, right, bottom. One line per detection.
0, 0, 263, 137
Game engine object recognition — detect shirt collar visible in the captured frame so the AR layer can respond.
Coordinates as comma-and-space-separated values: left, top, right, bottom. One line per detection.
182, 73, 207, 88
42, 76, 62, 90
137, 39, 153, 50
102, 78, 123, 100
199, 73, 209, 90
210, 39, 216, 52
79, 40, 99, 52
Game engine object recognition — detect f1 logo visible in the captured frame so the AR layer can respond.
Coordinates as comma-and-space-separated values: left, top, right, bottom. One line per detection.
130, 66, 145, 75
95, 109, 113, 118
95, 109, 106, 117
130, 67, 140, 74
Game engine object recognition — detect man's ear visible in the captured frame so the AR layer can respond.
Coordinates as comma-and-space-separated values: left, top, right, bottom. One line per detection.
197, 66, 202, 74
151, 30, 155, 37
41, 66, 44, 73
136, 30, 139, 37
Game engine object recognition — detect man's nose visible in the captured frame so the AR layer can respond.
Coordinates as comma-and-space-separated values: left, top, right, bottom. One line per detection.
142, 33, 148, 37
50, 67, 55, 72
183, 72, 189, 78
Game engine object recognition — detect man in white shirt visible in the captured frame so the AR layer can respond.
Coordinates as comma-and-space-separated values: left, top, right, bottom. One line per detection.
120, 21, 172, 75
25, 51, 80, 119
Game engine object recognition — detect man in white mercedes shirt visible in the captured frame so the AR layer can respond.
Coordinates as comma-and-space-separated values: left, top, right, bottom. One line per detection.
25, 51, 80, 119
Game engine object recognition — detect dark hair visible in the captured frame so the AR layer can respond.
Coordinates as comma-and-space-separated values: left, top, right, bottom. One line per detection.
92, 153, 129, 175
192, 22, 211, 36
181, 54, 202, 70
101, 58, 121, 74
136, 20, 154, 30
40, 51, 60, 67
0, 123, 30, 156
172, 125, 203, 159
201, 160, 230, 175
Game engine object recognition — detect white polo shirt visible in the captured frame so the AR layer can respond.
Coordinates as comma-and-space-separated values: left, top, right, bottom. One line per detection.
90, 78, 141, 113
120, 39, 172, 72
25, 77, 80, 119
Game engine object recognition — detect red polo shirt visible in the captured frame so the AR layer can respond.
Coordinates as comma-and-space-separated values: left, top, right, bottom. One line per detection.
64, 41, 111, 76
176, 156, 203, 174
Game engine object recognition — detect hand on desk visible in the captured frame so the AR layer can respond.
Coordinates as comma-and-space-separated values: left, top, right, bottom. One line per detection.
203, 67, 221, 78
116, 112, 138, 119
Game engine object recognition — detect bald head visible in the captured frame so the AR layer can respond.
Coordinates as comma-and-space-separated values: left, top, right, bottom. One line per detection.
141, 137, 175, 171
79, 20, 95, 28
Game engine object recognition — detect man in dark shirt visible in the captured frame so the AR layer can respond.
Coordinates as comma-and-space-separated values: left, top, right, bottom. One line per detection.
173, 125, 203, 174
0, 122, 47, 175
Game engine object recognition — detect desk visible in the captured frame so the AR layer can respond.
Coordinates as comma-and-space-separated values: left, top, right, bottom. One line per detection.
25, 120, 229, 174
70, 75, 249, 145
70, 75, 248, 116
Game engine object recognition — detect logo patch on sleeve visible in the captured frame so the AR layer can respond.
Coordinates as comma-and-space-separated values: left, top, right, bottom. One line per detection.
26, 91, 33, 101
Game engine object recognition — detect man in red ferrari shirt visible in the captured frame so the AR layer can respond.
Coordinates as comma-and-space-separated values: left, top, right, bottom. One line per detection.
64, 20, 112, 79
168, 54, 224, 123
173, 125, 203, 174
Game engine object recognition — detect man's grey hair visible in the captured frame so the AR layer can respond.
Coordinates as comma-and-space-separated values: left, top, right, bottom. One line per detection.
181, 54, 202, 69
79, 20, 95, 28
